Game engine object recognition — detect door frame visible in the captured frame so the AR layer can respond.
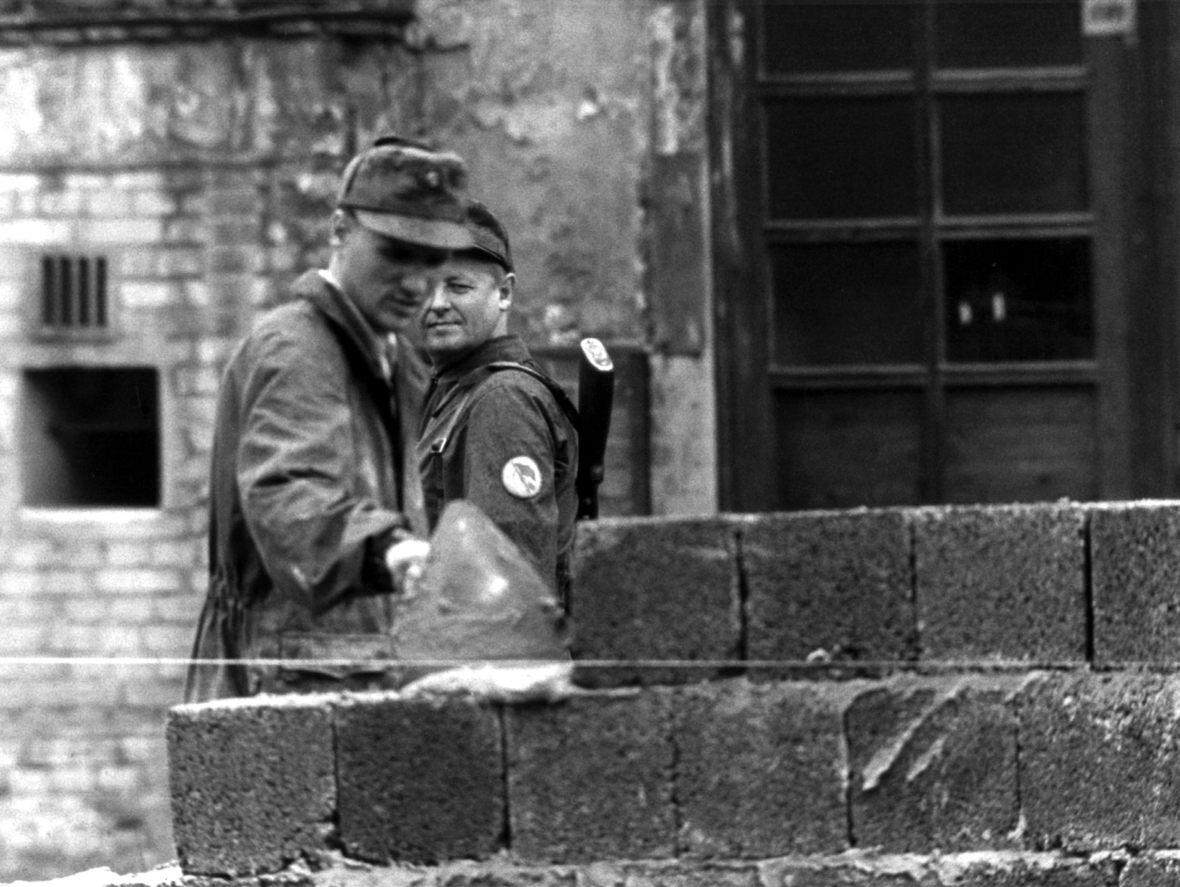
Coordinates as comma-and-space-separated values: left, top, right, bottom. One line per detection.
711, 0, 1180, 512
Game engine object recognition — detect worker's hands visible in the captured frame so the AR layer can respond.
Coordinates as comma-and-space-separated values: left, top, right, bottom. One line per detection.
385, 537, 431, 594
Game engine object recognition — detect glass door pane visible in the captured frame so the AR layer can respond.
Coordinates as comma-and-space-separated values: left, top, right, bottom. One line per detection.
765, 97, 919, 220
934, 0, 1083, 69
943, 238, 1093, 362
772, 242, 925, 366
940, 94, 1088, 215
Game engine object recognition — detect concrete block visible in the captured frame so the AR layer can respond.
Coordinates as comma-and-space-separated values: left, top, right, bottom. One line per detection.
1019, 672, 1180, 850
1090, 501, 1180, 665
846, 674, 1022, 852
569, 517, 740, 687
506, 689, 675, 862
913, 504, 1086, 662
673, 679, 849, 857
166, 695, 335, 876
742, 509, 915, 665
336, 694, 503, 864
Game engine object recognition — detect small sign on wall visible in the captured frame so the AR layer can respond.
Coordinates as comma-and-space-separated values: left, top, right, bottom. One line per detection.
1082, 0, 1136, 37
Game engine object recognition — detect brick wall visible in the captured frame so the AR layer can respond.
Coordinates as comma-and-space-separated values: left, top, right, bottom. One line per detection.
0, 1, 695, 879
167, 499, 1180, 887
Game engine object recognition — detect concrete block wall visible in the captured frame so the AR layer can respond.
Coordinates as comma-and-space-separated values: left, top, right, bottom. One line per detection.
568, 500, 1157, 680
167, 499, 1180, 887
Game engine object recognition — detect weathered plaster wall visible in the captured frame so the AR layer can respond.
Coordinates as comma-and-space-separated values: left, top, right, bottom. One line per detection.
412, 0, 717, 513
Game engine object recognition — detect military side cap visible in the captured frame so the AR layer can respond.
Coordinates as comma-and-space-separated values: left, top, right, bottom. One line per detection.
337, 134, 475, 251
462, 197, 513, 271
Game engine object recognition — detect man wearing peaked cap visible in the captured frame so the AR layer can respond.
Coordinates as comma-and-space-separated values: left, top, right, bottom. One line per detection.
185, 135, 475, 702
416, 197, 580, 604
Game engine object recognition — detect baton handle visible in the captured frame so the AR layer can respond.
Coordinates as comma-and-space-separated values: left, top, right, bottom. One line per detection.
575, 338, 614, 520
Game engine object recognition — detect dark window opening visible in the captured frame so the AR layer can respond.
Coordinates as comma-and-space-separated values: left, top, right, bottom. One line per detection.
40, 253, 109, 333
944, 238, 1093, 362
21, 367, 160, 508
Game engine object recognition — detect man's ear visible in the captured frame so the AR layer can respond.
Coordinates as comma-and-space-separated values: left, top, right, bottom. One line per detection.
329, 209, 351, 247
499, 272, 516, 310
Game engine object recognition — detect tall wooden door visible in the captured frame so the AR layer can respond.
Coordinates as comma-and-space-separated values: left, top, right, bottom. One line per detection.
713, 0, 1180, 511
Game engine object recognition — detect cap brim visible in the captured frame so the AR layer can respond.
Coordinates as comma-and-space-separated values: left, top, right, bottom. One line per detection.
354, 209, 475, 250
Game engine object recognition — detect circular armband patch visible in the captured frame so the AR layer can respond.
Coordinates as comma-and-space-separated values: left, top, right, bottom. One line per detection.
502, 455, 543, 499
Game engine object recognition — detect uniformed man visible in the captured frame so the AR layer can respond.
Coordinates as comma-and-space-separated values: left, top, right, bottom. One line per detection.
416, 199, 579, 600
184, 135, 476, 702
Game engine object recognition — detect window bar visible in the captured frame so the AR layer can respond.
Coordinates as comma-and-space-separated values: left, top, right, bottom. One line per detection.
95, 257, 107, 327
58, 256, 73, 326
78, 257, 90, 326
41, 255, 55, 326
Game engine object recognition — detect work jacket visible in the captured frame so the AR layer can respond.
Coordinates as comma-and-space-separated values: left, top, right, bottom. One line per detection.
184, 270, 429, 702
417, 335, 578, 600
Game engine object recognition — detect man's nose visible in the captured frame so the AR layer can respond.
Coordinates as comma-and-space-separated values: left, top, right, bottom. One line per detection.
423, 280, 450, 312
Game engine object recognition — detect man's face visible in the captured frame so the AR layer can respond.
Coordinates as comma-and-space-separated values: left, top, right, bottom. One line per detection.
418, 253, 513, 363
330, 211, 450, 334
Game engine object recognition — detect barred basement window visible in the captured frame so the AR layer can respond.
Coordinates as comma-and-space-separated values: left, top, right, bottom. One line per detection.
39, 253, 109, 334
21, 367, 160, 508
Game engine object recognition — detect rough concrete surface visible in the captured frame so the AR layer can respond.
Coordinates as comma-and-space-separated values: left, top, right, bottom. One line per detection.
673, 680, 850, 858
741, 509, 916, 666
166, 695, 335, 877
1018, 671, 1180, 851
913, 504, 1087, 662
1089, 500, 1180, 666
569, 517, 740, 686
845, 674, 1025, 852
335, 694, 504, 865
504, 689, 676, 862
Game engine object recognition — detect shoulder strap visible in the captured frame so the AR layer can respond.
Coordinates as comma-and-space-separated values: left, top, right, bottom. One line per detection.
422, 361, 579, 457
482, 361, 580, 429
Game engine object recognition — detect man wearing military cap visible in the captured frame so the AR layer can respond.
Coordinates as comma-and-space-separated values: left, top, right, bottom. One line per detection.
185, 135, 475, 702
416, 198, 579, 601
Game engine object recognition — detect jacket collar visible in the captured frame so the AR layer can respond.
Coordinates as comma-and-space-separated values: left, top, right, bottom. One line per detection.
292, 269, 392, 383
433, 334, 529, 385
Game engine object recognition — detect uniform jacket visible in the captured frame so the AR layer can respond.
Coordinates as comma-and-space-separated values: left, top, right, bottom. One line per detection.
417, 335, 578, 597
184, 270, 430, 702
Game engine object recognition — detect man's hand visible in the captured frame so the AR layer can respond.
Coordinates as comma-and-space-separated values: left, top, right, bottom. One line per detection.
385, 537, 431, 594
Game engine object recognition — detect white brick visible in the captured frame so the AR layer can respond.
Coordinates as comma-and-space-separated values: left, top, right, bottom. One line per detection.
110, 171, 164, 191
151, 539, 198, 567
94, 568, 179, 594
117, 281, 174, 309
138, 623, 193, 657
181, 278, 212, 307
0, 278, 23, 310
77, 216, 163, 244
0, 218, 73, 244
0, 571, 43, 594
105, 541, 152, 567
0, 173, 40, 192
152, 593, 202, 623
0, 623, 47, 654
132, 190, 177, 217
174, 364, 221, 397
41, 570, 97, 595
104, 594, 158, 624
86, 189, 134, 217
8, 539, 54, 568
96, 765, 140, 793
38, 188, 85, 217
